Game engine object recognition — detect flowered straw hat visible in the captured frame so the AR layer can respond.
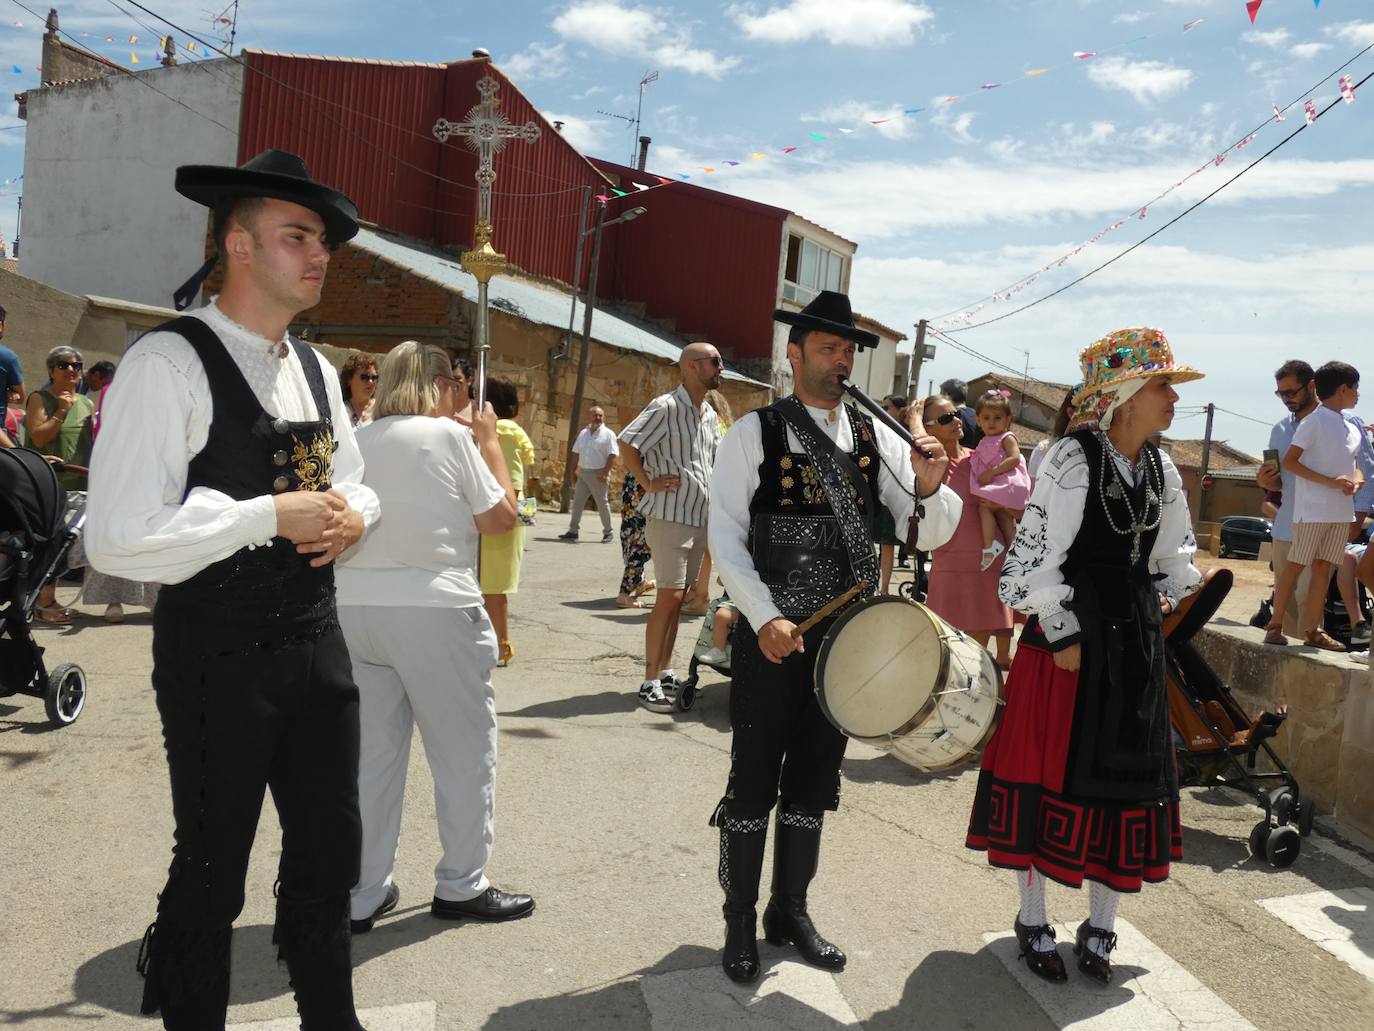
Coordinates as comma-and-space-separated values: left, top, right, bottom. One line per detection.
1067, 327, 1204, 432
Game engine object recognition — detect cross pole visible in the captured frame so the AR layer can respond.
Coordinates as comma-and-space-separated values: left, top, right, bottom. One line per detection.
432, 74, 541, 407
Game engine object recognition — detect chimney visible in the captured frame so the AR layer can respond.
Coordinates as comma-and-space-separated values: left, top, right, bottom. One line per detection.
472, 48, 491, 60
161, 35, 177, 67
636, 135, 651, 171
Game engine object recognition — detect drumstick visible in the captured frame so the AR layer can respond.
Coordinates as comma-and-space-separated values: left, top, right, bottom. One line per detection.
791, 583, 868, 638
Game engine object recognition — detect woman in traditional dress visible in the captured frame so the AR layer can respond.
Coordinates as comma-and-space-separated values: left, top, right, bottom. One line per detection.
921, 393, 1014, 669
966, 328, 1204, 985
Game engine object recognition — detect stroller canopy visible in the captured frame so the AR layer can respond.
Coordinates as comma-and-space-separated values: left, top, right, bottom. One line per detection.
0, 448, 67, 549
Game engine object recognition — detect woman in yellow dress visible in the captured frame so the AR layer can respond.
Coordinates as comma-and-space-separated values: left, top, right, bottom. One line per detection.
481, 378, 536, 666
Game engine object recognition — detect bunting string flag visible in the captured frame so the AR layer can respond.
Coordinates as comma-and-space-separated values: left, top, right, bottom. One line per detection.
1339, 74, 1356, 103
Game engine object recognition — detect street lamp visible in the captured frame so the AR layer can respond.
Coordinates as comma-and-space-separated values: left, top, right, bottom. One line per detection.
559, 203, 649, 511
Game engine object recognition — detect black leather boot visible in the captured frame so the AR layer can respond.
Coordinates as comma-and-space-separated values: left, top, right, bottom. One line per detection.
136, 919, 232, 1030
761, 804, 846, 972
274, 894, 367, 1031
717, 809, 768, 983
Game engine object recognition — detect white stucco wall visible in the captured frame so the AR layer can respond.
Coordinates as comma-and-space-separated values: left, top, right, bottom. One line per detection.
21, 60, 243, 307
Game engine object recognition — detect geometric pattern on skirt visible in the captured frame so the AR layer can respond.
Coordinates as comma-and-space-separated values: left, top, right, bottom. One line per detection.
966, 774, 1183, 893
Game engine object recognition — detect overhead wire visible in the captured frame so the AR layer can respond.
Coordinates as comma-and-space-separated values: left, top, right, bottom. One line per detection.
937, 42, 1374, 333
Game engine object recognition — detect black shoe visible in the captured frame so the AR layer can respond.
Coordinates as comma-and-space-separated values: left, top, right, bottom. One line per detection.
763, 805, 845, 971
431, 886, 535, 922
1073, 920, 1117, 984
558, 530, 579, 541
1014, 917, 1067, 983
350, 883, 400, 934
762, 897, 846, 970
722, 907, 760, 983
602, 529, 614, 542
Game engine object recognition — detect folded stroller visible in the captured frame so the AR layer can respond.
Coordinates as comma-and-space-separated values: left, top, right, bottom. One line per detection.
0, 448, 88, 726
1165, 567, 1309, 868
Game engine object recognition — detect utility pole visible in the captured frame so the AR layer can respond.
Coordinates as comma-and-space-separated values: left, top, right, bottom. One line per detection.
1196, 402, 1216, 524
1018, 349, 1032, 421
909, 319, 928, 401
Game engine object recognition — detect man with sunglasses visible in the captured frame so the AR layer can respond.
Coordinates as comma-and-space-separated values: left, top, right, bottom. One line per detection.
618, 341, 724, 712
1259, 360, 1322, 639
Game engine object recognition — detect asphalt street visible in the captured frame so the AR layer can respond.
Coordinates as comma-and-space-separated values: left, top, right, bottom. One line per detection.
2, 526, 1373, 1030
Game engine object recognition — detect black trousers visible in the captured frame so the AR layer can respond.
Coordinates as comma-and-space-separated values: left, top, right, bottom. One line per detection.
149, 601, 363, 932
720, 617, 848, 819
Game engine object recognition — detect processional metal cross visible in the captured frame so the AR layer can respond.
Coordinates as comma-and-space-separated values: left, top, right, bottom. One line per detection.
432, 75, 541, 406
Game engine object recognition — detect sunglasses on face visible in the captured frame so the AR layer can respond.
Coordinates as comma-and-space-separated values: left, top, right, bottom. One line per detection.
359, 373, 379, 383
1274, 386, 1307, 399
694, 356, 724, 367
924, 412, 958, 426
54, 361, 83, 372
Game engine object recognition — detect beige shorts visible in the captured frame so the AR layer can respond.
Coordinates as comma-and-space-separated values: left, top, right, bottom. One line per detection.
645, 517, 707, 590
1288, 521, 1349, 566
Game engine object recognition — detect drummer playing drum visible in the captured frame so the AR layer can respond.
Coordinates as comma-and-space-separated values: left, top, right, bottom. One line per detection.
706, 291, 962, 984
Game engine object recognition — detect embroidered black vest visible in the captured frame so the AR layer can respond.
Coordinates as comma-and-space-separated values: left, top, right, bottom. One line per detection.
154, 317, 337, 620
746, 400, 883, 622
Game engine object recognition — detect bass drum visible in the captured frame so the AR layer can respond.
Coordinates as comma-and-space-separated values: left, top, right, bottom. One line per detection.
813, 596, 1003, 772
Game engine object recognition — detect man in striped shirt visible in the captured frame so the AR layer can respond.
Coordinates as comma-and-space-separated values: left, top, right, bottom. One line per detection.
619, 342, 724, 712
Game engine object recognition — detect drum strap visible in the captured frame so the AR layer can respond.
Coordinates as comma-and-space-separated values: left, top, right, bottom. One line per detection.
776, 397, 880, 600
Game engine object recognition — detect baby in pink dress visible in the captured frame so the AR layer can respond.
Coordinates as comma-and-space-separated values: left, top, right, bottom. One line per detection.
969, 389, 1031, 570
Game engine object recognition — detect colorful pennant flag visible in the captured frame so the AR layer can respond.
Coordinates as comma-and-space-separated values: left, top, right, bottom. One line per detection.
130, 52, 139, 64
1273, 104, 1285, 122
781, 146, 798, 153
1339, 74, 1356, 104
1246, 1, 1262, 26
10, 65, 19, 74
1184, 19, 1204, 32
1073, 51, 1096, 60
129, 34, 138, 44
1304, 99, 1317, 124
808, 132, 827, 142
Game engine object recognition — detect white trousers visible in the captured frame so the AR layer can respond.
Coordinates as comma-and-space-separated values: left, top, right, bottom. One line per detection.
569, 470, 613, 533
339, 604, 500, 919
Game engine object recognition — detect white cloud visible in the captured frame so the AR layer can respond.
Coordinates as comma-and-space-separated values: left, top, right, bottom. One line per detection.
1086, 55, 1194, 105
552, 2, 739, 78
541, 112, 612, 155
1113, 13, 1149, 26
1326, 21, 1374, 47
1243, 28, 1290, 49
1290, 42, 1330, 60
730, 0, 934, 47
801, 101, 915, 140
501, 41, 567, 82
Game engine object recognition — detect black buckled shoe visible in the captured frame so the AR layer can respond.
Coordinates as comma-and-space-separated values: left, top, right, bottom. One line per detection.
1072, 920, 1118, 984
351, 882, 400, 934
762, 895, 847, 971
1013, 917, 1067, 983
431, 886, 535, 922
763, 805, 846, 972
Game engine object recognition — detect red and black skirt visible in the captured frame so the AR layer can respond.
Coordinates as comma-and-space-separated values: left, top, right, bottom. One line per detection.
966, 643, 1182, 892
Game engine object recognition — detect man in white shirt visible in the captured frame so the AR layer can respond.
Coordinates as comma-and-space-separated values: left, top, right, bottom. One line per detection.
619, 343, 724, 711
85, 150, 380, 1031
559, 405, 618, 542
1270, 360, 1362, 649
706, 291, 961, 984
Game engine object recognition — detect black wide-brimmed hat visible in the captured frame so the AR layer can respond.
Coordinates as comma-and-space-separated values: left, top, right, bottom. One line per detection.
773, 290, 879, 350
171, 149, 360, 310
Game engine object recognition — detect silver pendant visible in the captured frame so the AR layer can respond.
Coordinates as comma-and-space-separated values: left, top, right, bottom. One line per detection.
1106, 480, 1125, 500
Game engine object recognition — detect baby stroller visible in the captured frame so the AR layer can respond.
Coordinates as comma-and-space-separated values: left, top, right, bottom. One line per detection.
677, 595, 736, 711
1165, 567, 1310, 868
0, 448, 88, 726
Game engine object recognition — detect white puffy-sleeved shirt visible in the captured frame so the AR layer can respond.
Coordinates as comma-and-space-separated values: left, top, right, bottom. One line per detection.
709, 400, 963, 631
84, 300, 381, 585
998, 434, 1202, 646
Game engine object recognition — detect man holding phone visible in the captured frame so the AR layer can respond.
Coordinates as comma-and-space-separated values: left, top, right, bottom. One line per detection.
1259, 360, 1326, 639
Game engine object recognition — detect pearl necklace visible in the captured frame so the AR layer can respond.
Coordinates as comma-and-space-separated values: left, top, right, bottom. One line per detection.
1096, 431, 1162, 564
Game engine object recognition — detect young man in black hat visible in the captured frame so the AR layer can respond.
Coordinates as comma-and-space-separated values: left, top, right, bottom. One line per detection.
706, 290, 962, 983
85, 150, 380, 1031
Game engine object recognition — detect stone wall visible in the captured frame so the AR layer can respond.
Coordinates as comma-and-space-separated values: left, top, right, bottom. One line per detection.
1193, 622, 1374, 841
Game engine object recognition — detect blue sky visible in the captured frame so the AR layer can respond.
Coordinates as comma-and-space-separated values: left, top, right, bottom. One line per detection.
4, 0, 1374, 455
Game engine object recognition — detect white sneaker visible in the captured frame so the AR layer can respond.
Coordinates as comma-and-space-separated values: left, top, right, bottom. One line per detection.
698, 647, 728, 666
103, 603, 125, 624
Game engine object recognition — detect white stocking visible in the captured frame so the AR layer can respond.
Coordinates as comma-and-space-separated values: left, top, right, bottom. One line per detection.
1087, 882, 1122, 958
1015, 868, 1055, 952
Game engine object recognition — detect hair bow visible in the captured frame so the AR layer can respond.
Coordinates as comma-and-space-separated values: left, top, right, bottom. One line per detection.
991, 389, 1011, 398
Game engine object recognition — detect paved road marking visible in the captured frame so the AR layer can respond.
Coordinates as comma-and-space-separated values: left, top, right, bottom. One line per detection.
640, 959, 861, 1029
228, 1000, 436, 1030
983, 920, 1257, 1030
1260, 887, 1374, 982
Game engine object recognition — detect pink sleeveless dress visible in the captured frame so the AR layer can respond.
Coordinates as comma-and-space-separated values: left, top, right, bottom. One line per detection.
968, 431, 1031, 508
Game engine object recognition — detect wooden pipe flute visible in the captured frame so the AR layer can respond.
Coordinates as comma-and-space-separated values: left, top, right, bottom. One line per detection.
839, 377, 934, 459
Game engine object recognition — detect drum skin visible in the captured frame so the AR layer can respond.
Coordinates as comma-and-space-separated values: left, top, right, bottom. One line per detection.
814, 596, 1004, 772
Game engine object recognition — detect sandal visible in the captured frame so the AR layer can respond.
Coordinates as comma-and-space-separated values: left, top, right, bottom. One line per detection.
36, 605, 74, 625
979, 541, 1005, 572
616, 593, 642, 609
633, 579, 657, 598
1303, 628, 1345, 652
1263, 623, 1288, 647
498, 641, 515, 667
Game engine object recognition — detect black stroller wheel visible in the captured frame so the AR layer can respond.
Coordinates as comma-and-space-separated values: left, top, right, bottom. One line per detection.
1295, 799, 1316, 838
44, 663, 87, 726
677, 682, 698, 711
1248, 821, 1271, 861
1265, 825, 1301, 868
